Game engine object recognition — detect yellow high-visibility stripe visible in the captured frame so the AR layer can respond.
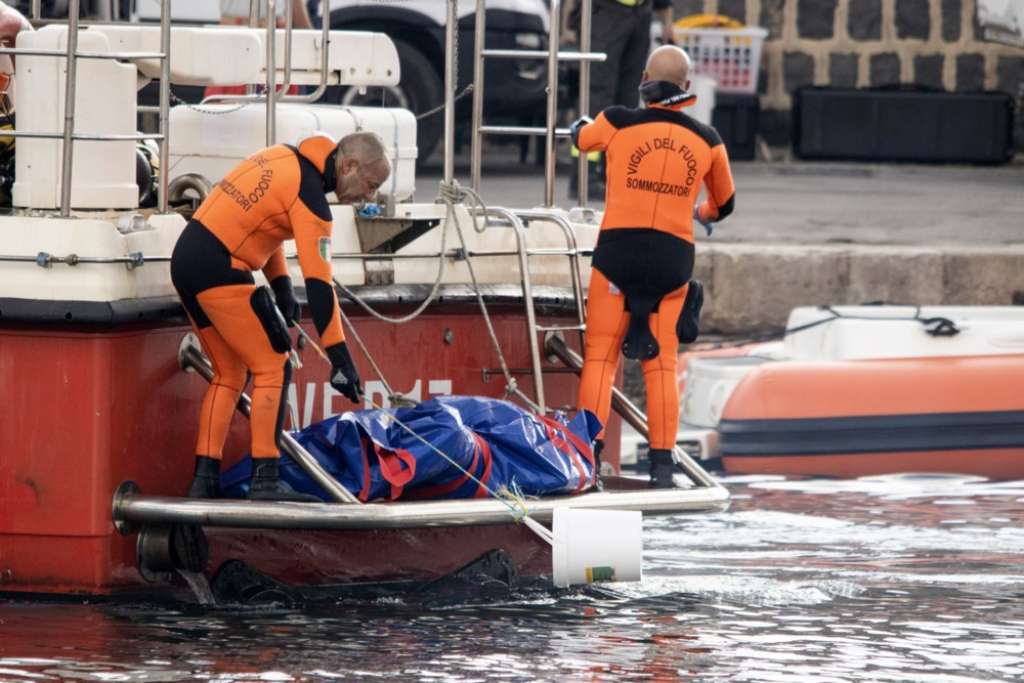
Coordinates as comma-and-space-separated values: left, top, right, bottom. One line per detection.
569, 145, 602, 161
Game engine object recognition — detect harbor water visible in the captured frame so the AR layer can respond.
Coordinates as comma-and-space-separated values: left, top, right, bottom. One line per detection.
2, 474, 1023, 682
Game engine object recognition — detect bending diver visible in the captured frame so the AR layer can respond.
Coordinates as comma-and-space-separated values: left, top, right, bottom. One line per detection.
170, 132, 391, 501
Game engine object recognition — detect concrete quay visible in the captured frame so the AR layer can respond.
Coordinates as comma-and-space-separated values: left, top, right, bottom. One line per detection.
424, 158, 1024, 332
694, 243, 1024, 334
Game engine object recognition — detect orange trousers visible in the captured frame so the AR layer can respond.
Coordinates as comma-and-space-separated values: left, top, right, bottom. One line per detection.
189, 284, 290, 460
577, 269, 688, 450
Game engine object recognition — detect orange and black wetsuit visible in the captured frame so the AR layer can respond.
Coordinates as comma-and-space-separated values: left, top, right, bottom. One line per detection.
170, 135, 345, 462
575, 99, 735, 451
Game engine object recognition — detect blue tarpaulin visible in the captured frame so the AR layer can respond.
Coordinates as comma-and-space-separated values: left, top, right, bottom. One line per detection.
222, 396, 601, 502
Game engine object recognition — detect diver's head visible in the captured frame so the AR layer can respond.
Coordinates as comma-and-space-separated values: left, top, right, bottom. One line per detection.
638, 45, 693, 107
643, 45, 692, 92
334, 132, 391, 203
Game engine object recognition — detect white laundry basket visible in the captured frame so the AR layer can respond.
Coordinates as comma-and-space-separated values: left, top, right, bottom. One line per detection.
674, 26, 769, 94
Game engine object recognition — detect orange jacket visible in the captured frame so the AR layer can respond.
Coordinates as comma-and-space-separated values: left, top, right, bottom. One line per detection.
577, 101, 735, 243
193, 135, 345, 346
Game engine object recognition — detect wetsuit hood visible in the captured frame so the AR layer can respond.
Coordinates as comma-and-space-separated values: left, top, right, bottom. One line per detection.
322, 149, 338, 194
638, 79, 697, 110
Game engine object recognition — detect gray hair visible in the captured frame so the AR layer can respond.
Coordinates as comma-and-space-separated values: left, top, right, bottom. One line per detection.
338, 131, 387, 166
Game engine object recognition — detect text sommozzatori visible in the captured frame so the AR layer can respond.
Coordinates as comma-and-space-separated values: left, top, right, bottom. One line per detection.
624, 136, 699, 197
217, 154, 276, 212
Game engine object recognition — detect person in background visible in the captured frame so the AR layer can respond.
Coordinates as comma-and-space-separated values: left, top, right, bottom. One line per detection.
306, 0, 322, 28
561, 0, 674, 199
573, 45, 734, 488
0, 0, 31, 110
219, 0, 313, 31
0, 1, 30, 206
171, 131, 390, 501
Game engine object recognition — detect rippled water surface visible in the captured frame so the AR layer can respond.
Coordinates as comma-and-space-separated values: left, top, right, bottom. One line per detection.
3, 474, 1024, 682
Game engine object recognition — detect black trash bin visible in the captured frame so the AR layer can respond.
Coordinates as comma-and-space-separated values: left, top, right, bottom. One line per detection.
712, 93, 760, 161
793, 86, 1015, 164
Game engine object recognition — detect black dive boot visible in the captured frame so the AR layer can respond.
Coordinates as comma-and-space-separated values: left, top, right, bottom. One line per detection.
648, 449, 679, 489
186, 456, 221, 498
249, 458, 321, 502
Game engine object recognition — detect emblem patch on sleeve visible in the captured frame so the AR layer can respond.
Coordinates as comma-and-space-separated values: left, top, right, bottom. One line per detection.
318, 236, 331, 261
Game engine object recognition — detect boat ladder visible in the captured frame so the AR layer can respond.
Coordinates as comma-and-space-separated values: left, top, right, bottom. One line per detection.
468, 0, 605, 207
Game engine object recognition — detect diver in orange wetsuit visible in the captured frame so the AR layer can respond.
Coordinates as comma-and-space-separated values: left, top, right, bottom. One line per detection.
171, 132, 391, 501
573, 45, 735, 488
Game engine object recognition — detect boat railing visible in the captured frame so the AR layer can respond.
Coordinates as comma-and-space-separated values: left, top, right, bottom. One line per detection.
3, 0, 172, 217
6, 0, 326, 219
485, 207, 589, 416
477, 206, 549, 413
325, 202, 587, 416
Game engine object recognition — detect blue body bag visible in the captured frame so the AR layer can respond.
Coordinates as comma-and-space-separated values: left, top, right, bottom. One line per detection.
222, 396, 601, 502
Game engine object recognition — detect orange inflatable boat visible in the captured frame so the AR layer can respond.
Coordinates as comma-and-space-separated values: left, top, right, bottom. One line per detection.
717, 355, 1024, 478
677, 306, 1024, 478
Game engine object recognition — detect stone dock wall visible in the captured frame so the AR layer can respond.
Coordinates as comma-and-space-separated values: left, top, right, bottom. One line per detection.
693, 244, 1024, 333
670, 0, 1024, 150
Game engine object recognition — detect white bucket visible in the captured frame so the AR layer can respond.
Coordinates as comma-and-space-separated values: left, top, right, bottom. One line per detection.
688, 74, 717, 126
551, 508, 643, 587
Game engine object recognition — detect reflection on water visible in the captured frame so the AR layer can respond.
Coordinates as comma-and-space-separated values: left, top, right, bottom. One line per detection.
3, 474, 1024, 682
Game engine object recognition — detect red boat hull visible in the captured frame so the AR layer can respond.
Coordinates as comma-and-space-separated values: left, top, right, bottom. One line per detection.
206, 525, 550, 587
0, 303, 615, 595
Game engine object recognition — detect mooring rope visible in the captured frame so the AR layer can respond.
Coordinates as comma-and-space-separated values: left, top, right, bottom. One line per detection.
331, 178, 521, 401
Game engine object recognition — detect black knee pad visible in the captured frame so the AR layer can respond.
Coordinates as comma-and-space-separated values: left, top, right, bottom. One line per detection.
676, 280, 704, 345
622, 293, 662, 361
250, 286, 293, 354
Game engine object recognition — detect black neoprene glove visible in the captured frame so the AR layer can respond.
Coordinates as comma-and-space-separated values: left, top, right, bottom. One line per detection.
569, 116, 593, 148
326, 341, 362, 403
270, 275, 301, 327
